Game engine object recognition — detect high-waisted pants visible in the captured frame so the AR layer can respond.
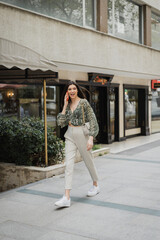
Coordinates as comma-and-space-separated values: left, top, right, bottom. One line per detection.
64, 125, 98, 189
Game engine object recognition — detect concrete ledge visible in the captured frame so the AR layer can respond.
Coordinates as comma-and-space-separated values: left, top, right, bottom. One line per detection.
92, 147, 110, 158
0, 147, 109, 192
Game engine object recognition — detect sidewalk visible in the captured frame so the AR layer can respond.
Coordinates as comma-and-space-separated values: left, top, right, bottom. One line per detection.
0, 133, 160, 240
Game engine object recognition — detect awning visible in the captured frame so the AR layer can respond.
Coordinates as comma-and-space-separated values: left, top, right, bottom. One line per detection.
0, 38, 58, 84
0, 38, 59, 167
0, 38, 57, 72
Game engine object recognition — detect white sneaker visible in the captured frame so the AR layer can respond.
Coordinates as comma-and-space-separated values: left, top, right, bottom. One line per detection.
55, 196, 71, 207
87, 185, 100, 197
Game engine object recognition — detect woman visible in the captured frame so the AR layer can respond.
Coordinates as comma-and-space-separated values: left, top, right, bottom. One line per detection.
55, 81, 99, 208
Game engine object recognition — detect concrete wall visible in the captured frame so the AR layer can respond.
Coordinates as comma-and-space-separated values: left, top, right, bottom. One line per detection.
0, 162, 65, 192
142, 0, 160, 10
59, 70, 88, 81
0, 3, 160, 80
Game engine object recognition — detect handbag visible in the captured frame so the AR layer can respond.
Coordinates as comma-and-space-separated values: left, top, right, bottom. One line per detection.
81, 103, 90, 136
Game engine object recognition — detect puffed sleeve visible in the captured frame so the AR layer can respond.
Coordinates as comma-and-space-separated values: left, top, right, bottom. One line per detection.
57, 113, 68, 128
83, 99, 99, 137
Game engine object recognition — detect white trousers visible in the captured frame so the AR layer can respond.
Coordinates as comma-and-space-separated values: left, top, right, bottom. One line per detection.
64, 126, 98, 189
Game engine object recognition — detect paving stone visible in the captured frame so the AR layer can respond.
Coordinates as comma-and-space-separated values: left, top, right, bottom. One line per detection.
0, 221, 48, 240
0, 134, 160, 240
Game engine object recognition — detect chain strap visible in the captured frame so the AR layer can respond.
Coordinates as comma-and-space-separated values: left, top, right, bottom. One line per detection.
81, 104, 85, 125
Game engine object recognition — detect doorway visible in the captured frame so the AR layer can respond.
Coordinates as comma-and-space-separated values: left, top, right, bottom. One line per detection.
90, 85, 119, 144
124, 85, 150, 137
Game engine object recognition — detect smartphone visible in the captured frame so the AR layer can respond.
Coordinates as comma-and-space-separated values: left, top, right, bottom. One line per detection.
66, 91, 69, 101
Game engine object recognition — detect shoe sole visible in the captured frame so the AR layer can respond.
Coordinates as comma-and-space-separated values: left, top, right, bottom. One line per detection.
55, 203, 70, 207
55, 205, 70, 208
87, 191, 100, 197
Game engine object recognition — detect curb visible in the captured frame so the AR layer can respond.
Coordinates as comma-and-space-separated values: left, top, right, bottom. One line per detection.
0, 147, 110, 192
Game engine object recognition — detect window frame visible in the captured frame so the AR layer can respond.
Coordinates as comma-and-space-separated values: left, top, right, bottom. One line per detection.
151, 11, 160, 50
124, 88, 139, 130
83, 0, 97, 29
0, 0, 97, 30
108, 0, 143, 44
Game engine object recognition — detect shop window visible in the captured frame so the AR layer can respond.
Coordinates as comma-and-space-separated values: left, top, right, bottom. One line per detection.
0, 85, 19, 119
0, 0, 96, 29
125, 89, 138, 129
151, 12, 160, 50
151, 89, 160, 133
108, 0, 142, 44
41, 86, 58, 128
0, 84, 59, 128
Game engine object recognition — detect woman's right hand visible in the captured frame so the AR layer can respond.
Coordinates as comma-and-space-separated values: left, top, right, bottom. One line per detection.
63, 92, 69, 109
62, 92, 69, 114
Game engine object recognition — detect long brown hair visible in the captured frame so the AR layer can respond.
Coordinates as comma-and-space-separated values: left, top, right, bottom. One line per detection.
61, 81, 89, 106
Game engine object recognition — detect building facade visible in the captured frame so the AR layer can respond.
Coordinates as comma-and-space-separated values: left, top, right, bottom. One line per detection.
0, 0, 160, 143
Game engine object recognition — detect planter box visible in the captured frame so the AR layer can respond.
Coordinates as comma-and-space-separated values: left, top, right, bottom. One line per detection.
0, 147, 109, 192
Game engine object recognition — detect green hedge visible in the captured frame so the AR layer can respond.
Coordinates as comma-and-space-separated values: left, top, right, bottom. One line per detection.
0, 117, 64, 167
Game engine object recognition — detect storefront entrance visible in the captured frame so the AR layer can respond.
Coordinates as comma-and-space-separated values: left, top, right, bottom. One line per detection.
76, 76, 119, 144
151, 80, 160, 133
90, 85, 119, 144
124, 85, 150, 137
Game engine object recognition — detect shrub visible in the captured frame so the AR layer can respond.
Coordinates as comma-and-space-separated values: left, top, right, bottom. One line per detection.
0, 117, 64, 167
92, 144, 101, 151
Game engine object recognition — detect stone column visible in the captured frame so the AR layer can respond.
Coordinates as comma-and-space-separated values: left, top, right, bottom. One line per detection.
97, 0, 108, 33
143, 5, 151, 47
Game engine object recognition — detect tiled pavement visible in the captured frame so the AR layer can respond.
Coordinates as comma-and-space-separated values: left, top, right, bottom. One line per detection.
0, 133, 160, 240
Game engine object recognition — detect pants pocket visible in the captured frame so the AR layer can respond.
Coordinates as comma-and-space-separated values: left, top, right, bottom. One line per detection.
82, 123, 90, 136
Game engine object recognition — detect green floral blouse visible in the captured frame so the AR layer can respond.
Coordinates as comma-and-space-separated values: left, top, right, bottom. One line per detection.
57, 99, 99, 137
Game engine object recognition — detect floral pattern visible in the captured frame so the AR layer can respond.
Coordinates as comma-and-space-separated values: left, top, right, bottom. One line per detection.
57, 99, 99, 137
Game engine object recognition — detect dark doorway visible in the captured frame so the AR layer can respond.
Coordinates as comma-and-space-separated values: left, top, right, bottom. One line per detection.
89, 85, 119, 144
138, 88, 150, 135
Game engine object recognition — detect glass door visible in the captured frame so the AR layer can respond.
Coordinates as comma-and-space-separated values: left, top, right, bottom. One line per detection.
110, 88, 116, 141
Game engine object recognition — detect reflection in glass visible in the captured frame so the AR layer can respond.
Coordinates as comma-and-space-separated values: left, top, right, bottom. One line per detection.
0, 84, 59, 129
125, 89, 138, 129
151, 12, 160, 50
49, 0, 83, 26
0, 0, 95, 28
85, 0, 95, 28
0, 85, 18, 119
0, 84, 42, 119
110, 89, 115, 141
108, 0, 141, 43
41, 86, 58, 128
151, 89, 160, 133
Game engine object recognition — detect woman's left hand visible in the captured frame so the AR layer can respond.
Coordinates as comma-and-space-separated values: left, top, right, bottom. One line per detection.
87, 136, 93, 151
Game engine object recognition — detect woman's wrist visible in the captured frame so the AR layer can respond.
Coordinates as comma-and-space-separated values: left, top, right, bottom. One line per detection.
89, 136, 93, 141
87, 136, 93, 151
